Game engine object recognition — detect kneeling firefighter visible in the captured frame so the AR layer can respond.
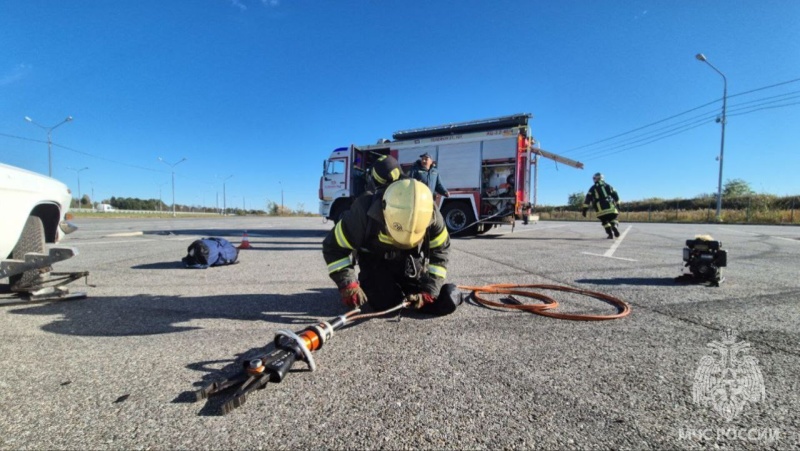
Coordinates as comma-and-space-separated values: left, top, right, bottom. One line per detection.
322, 156, 460, 315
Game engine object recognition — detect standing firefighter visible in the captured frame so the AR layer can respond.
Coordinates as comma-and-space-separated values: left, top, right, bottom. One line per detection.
322, 164, 460, 315
582, 172, 621, 239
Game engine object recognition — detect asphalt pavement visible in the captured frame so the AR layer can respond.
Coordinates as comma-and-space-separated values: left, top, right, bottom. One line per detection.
1, 217, 798, 450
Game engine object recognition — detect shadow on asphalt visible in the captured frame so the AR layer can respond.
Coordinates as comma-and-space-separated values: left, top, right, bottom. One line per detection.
173, 340, 319, 416
131, 261, 185, 269
175, 307, 443, 416
6, 288, 342, 336
5, 281, 450, 416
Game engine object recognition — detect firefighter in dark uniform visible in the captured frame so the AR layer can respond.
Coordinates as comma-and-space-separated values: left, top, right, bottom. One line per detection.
408, 152, 450, 198
582, 172, 621, 239
322, 156, 459, 315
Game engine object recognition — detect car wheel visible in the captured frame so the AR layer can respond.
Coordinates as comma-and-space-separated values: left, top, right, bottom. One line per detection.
9, 215, 50, 292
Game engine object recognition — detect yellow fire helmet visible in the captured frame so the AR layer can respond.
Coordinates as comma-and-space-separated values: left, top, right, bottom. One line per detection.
382, 179, 434, 249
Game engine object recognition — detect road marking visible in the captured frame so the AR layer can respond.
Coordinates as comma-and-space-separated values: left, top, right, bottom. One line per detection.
73, 239, 152, 245
69, 237, 196, 245
496, 224, 568, 235
582, 225, 637, 261
582, 253, 638, 261
717, 229, 799, 243
742, 231, 800, 243
104, 231, 144, 237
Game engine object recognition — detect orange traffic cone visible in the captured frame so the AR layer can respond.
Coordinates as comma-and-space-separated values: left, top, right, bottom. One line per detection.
238, 231, 253, 249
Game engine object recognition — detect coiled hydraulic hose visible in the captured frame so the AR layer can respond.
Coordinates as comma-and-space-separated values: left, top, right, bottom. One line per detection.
457, 283, 630, 321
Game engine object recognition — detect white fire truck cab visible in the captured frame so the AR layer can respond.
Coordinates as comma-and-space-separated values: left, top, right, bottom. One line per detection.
318, 113, 582, 235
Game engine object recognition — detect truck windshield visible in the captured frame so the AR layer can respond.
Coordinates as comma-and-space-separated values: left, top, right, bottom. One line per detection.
326, 159, 345, 175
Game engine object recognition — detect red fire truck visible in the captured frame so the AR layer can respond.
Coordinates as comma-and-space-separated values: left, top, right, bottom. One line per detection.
318, 113, 583, 234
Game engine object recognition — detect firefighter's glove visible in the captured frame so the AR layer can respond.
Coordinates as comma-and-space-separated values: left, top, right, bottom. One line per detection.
581, 209, 587, 218
339, 282, 367, 308
405, 292, 435, 309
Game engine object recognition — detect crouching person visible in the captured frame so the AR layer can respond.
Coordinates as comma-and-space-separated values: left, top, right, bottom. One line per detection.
322, 176, 460, 315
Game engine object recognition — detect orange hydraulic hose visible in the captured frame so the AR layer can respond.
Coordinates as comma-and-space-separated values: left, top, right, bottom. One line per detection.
458, 283, 630, 321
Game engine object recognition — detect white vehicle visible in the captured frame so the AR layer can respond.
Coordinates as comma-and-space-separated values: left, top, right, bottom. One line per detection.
98, 203, 115, 212
0, 162, 78, 292
318, 114, 583, 234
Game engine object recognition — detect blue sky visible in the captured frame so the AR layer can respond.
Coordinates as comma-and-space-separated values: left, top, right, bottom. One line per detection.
2, 0, 799, 211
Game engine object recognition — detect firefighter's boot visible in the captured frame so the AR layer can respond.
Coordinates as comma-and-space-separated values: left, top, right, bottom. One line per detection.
612, 225, 620, 237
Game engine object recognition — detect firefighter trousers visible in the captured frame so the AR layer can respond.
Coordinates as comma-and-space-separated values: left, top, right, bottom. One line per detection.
598, 213, 620, 236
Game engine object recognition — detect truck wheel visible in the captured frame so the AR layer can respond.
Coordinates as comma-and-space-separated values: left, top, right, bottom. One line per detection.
9, 216, 50, 292
441, 202, 476, 235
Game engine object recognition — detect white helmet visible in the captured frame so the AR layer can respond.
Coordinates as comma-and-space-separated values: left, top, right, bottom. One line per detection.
382, 179, 434, 249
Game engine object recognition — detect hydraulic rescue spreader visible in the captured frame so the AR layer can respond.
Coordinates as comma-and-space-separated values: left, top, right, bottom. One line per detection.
191, 285, 630, 415
192, 303, 405, 415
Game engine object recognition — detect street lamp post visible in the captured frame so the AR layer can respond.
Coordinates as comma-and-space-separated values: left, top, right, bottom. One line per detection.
67, 166, 89, 209
222, 175, 234, 216
24, 115, 73, 177
279, 181, 284, 214
158, 157, 187, 217
158, 182, 169, 212
695, 53, 728, 222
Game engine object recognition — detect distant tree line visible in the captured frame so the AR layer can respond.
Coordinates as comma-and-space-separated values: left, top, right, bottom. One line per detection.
607, 194, 800, 213
107, 196, 166, 211
70, 195, 316, 216
555, 178, 799, 212
265, 200, 315, 216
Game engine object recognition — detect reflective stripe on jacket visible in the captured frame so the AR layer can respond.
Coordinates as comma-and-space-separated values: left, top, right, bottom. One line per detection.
322, 189, 450, 296
583, 181, 620, 216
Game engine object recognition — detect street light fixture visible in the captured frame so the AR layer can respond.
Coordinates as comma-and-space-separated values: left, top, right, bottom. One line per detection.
67, 166, 89, 209
158, 157, 187, 217
222, 175, 234, 216
695, 53, 728, 222
24, 115, 73, 177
